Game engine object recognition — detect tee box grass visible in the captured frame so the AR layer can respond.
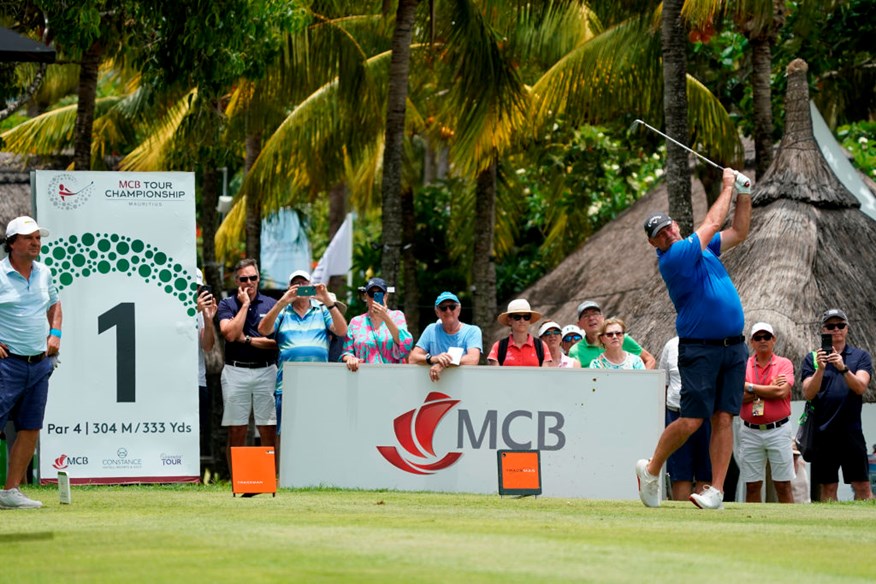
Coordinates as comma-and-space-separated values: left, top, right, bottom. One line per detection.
1, 484, 875, 582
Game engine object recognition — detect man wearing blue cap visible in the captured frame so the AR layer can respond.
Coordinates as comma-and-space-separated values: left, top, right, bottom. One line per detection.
409, 292, 483, 381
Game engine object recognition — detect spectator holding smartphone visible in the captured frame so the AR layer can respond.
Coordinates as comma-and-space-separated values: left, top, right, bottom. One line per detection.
801, 308, 873, 501
195, 269, 217, 456
258, 270, 348, 436
342, 278, 412, 370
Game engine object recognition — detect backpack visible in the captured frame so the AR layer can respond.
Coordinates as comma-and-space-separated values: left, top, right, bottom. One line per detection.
497, 335, 544, 366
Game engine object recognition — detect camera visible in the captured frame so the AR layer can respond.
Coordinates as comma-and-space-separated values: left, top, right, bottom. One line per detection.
196, 284, 212, 299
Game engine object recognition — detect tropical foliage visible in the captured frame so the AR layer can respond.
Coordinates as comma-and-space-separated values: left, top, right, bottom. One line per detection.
0, 0, 873, 325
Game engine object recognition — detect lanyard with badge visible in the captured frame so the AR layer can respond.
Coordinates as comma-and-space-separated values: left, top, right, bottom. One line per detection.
751, 359, 774, 417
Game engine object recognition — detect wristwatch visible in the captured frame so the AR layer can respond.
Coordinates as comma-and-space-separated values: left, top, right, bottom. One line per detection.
245, 335, 252, 345
746, 383, 755, 394
837, 367, 849, 374
425, 353, 433, 365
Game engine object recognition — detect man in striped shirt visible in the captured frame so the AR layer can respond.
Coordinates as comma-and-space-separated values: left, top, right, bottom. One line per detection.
258, 270, 348, 438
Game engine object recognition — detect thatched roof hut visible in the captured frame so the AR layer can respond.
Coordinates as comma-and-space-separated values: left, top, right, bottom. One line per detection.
0, 152, 32, 229
507, 58, 876, 400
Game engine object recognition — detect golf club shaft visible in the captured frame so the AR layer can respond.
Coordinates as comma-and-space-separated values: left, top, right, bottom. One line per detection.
632, 120, 725, 172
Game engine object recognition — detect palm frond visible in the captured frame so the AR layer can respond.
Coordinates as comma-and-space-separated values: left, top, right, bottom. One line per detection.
119, 90, 198, 171
1, 96, 120, 156
436, 0, 530, 174
33, 63, 80, 106
686, 75, 744, 166
529, 12, 663, 130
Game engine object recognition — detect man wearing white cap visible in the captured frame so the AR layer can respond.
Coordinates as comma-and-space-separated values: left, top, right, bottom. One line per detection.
0, 216, 62, 509
740, 322, 795, 503
217, 258, 278, 470
410, 291, 482, 382
539, 321, 580, 368
560, 325, 583, 356
258, 269, 347, 436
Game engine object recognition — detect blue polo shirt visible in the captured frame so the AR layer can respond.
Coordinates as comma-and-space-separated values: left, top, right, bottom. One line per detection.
0, 257, 59, 355
415, 321, 483, 356
217, 292, 278, 363
800, 344, 872, 432
657, 233, 743, 339
273, 299, 333, 394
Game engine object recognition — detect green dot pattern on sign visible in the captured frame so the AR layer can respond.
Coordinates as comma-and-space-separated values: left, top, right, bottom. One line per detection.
42, 234, 199, 316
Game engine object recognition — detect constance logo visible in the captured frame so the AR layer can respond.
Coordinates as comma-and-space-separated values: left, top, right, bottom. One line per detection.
377, 391, 462, 475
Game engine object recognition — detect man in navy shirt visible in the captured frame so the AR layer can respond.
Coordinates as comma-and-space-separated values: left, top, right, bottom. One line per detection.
801, 308, 873, 501
217, 259, 278, 472
636, 167, 752, 510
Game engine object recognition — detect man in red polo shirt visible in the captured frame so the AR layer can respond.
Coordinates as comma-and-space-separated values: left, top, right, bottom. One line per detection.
740, 322, 795, 503
487, 299, 551, 366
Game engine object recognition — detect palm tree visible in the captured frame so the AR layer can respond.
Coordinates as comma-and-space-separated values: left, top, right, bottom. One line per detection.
684, 0, 787, 180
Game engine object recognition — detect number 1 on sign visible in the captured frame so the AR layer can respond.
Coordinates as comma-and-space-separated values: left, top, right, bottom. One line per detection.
98, 302, 136, 403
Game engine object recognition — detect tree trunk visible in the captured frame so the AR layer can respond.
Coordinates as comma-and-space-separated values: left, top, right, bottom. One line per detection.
661, 0, 693, 236
73, 42, 102, 170
380, 0, 419, 298
472, 159, 497, 332
401, 185, 420, 338
750, 35, 773, 181
748, 0, 786, 180
201, 166, 222, 295
328, 182, 347, 294
244, 132, 262, 262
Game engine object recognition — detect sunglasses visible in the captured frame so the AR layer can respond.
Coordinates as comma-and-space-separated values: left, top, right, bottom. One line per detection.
823, 322, 847, 331
238, 275, 259, 283
541, 330, 562, 337
601, 331, 624, 338
563, 334, 583, 342
438, 304, 459, 312
752, 334, 773, 342
509, 314, 531, 321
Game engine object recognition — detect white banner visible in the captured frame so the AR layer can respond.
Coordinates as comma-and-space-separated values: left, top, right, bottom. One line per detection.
280, 364, 665, 499
311, 213, 353, 284
35, 171, 199, 484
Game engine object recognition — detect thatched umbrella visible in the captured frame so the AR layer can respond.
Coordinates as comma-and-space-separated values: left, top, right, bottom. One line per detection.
721, 58, 876, 399
499, 58, 876, 400
0, 152, 32, 230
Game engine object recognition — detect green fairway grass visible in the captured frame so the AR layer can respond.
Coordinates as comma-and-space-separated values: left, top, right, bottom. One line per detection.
2, 484, 875, 583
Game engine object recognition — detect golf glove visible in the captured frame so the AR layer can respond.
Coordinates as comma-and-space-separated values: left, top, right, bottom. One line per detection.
735, 172, 752, 194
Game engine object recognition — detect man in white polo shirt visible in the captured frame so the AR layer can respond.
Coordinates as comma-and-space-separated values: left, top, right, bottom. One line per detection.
0, 216, 62, 509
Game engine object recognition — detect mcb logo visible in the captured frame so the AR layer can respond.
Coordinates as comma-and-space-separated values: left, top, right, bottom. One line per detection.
377, 391, 462, 475
52, 453, 89, 469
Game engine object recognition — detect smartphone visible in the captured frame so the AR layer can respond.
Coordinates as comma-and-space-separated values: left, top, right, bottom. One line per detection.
297, 285, 316, 297
373, 291, 385, 305
196, 284, 212, 299
821, 333, 834, 354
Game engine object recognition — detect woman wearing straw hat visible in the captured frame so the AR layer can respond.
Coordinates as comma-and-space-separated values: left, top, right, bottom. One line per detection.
487, 299, 551, 367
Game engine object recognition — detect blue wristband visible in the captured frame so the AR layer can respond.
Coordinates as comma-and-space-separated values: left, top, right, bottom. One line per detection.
50, 328, 62, 338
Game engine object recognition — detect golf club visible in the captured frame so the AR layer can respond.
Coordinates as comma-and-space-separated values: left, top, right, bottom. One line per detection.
632, 119, 751, 188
